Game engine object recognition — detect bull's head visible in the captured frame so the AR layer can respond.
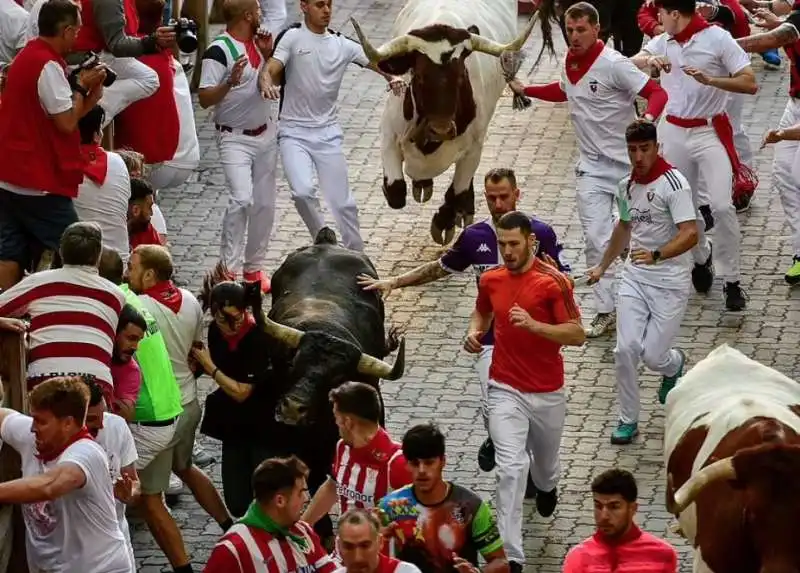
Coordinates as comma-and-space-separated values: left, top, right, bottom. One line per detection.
261, 314, 405, 426
669, 442, 800, 572
350, 13, 548, 143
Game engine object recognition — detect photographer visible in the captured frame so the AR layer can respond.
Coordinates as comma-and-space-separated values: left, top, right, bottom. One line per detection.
0, 0, 107, 290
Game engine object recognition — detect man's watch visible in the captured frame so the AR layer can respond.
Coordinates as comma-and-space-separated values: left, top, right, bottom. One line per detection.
652, 249, 662, 262
72, 83, 89, 97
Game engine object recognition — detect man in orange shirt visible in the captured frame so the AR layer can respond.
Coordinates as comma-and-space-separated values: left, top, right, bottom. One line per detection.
464, 211, 585, 572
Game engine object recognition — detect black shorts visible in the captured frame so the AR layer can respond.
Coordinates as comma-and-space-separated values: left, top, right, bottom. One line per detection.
0, 188, 78, 267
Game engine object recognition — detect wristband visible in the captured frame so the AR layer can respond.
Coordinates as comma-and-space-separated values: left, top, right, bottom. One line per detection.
72, 83, 89, 97
212, 367, 219, 380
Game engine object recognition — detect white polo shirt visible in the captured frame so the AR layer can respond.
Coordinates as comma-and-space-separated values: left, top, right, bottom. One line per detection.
272, 22, 369, 130
643, 26, 750, 118
0, 0, 28, 64
560, 45, 649, 165
199, 32, 274, 131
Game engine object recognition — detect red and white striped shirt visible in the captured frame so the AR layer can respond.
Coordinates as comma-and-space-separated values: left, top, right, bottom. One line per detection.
332, 428, 411, 514
0, 266, 124, 388
205, 520, 338, 573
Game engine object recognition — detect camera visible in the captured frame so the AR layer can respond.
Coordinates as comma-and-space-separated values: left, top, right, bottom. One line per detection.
170, 18, 198, 54
73, 52, 117, 87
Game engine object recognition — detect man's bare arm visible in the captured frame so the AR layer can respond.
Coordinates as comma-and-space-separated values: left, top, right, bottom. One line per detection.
0, 463, 86, 504
259, 58, 285, 92
738, 22, 800, 52
392, 261, 450, 289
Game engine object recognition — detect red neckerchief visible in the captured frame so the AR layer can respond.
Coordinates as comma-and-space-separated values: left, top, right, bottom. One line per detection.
631, 156, 672, 184
80, 143, 109, 185
221, 312, 256, 351
143, 280, 184, 314
672, 14, 711, 44
565, 40, 605, 84
229, 30, 262, 68
36, 426, 94, 463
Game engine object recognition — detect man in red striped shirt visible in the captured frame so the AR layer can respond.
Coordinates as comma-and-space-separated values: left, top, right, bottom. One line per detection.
205, 455, 338, 573
465, 211, 585, 572
0, 221, 125, 401
302, 382, 411, 533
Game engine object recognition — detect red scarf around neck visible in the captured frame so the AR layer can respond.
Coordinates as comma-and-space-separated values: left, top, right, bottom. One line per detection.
229, 30, 262, 68
143, 280, 184, 314
565, 40, 605, 84
36, 426, 94, 463
221, 312, 256, 351
80, 144, 109, 186
672, 14, 711, 44
631, 156, 673, 184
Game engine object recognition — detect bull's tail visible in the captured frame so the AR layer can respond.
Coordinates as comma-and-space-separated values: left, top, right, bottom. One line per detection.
315, 227, 338, 245
385, 325, 404, 355
532, 0, 558, 67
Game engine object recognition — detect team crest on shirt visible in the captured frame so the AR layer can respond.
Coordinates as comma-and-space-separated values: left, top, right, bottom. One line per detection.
589, 80, 598, 93
647, 191, 655, 202
372, 449, 388, 461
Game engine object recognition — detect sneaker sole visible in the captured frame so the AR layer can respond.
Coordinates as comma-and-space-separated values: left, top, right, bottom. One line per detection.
610, 433, 637, 445
785, 274, 800, 286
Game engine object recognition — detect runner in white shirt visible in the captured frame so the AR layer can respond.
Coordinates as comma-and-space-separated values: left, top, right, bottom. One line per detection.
509, 2, 669, 339
199, 0, 277, 292
0, 377, 133, 573
84, 381, 140, 567
334, 509, 422, 573
259, 0, 405, 252
631, 0, 757, 312
0, 0, 28, 64
587, 120, 699, 445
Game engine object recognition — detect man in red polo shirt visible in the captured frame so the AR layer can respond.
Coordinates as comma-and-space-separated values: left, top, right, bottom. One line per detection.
0, 0, 107, 289
464, 210, 585, 571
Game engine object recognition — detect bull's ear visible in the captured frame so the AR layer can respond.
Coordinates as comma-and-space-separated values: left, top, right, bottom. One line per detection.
467, 25, 480, 34
378, 53, 416, 76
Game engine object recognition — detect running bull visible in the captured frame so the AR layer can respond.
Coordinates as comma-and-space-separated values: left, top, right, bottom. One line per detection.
350, 0, 556, 245
664, 344, 800, 573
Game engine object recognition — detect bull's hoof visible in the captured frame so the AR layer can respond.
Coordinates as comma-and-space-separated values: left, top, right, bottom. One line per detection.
430, 210, 457, 245
452, 180, 476, 229
383, 177, 407, 209
412, 179, 434, 203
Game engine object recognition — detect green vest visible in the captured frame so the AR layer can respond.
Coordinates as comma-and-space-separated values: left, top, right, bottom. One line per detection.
120, 284, 183, 422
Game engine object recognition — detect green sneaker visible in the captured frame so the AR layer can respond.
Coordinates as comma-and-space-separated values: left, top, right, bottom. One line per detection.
658, 349, 686, 405
611, 422, 639, 445
785, 257, 800, 286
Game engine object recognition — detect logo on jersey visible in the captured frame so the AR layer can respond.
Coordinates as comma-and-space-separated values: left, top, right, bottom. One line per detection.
589, 80, 598, 93
476, 243, 491, 253
629, 208, 653, 224
647, 191, 655, 202
336, 483, 375, 505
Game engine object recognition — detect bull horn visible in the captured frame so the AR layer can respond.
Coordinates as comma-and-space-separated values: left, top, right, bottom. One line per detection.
356, 338, 406, 380
671, 457, 737, 515
260, 312, 304, 348
350, 18, 425, 63
468, 13, 539, 57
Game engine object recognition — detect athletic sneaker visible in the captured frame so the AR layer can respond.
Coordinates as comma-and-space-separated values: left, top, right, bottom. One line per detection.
535, 487, 558, 517
785, 257, 800, 286
610, 422, 639, 445
193, 443, 216, 468
761, 48, 782, 70
585, 312, 615, 338
692, 244, 714, 294
724, 281, 747, 311
658, 349, 685, 405
243, 270, 271, 294
477, 437, 496, 472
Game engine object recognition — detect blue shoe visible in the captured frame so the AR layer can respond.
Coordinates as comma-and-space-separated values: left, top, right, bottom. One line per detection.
658, 349, 686, 405
610, 422, 639, 445
761, 49, 781, 69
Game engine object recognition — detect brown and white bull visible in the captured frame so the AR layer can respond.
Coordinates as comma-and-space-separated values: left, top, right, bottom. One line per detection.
664, 344, 800, 573
350, 0, 556, 245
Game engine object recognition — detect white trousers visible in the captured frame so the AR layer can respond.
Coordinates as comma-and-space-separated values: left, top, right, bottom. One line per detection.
279, 123, 363, 251
575, 156, 629, 314
148, 165, 194, 189
488, 382, 565, 564
259, 0, 286, 34
218, 129, 278, 274
660, 122, 734, 281
726, 93, 754, 169
614, 275, 689, 424
773, 97, 800, 256
97, 52, 159, 128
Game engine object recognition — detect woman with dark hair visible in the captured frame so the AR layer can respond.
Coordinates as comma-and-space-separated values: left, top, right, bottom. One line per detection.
190, 277, 287, 517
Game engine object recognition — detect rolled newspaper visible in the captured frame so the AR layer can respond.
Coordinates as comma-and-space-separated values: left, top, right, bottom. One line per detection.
500, 50, 532, 111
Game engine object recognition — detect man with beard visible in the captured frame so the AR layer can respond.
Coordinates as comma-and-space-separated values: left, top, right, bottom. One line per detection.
509, 2, 668, 339
110, 304, 146, 420
465, 211, 585, 571
334, 509, 421, 573
378, 424, 509, 573
563, 469, 677, 572
358, 167, 569, 484
128, 177, 165, 250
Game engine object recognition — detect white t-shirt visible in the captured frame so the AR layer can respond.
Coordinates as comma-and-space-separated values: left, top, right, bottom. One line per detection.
272, 22, 369, 129
0, 413, 133, 573
643, 26, 750, 118
95, 412, 138, 563
199, 32, 274, 131
0, 61, 73, 196
164, 58, 200, 169
24, 0, 43, 42
560, 45, 648, 165
140, 288, 204, 405
617, 166, 697, 290
333, 563, 421, 573
73, 151, 131, 259
0, 0, 28, 64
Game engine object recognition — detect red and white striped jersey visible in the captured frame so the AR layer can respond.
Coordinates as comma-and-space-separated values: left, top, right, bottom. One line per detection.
0, 266, 124, 388
331, 428, 411, 513
205, 520, 338, 573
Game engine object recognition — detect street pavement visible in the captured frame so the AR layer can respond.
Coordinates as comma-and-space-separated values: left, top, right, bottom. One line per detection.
131, 1, 800, 571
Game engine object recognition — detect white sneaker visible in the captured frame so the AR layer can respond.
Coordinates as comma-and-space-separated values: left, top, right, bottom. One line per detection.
167, 473, 184, 496
585, 312, 616, 338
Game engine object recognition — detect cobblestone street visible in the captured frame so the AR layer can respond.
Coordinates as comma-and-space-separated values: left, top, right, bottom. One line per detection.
131, 1, 800, 570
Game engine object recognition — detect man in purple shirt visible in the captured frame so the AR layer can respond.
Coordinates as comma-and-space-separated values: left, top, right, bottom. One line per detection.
358, 167, 570, 487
